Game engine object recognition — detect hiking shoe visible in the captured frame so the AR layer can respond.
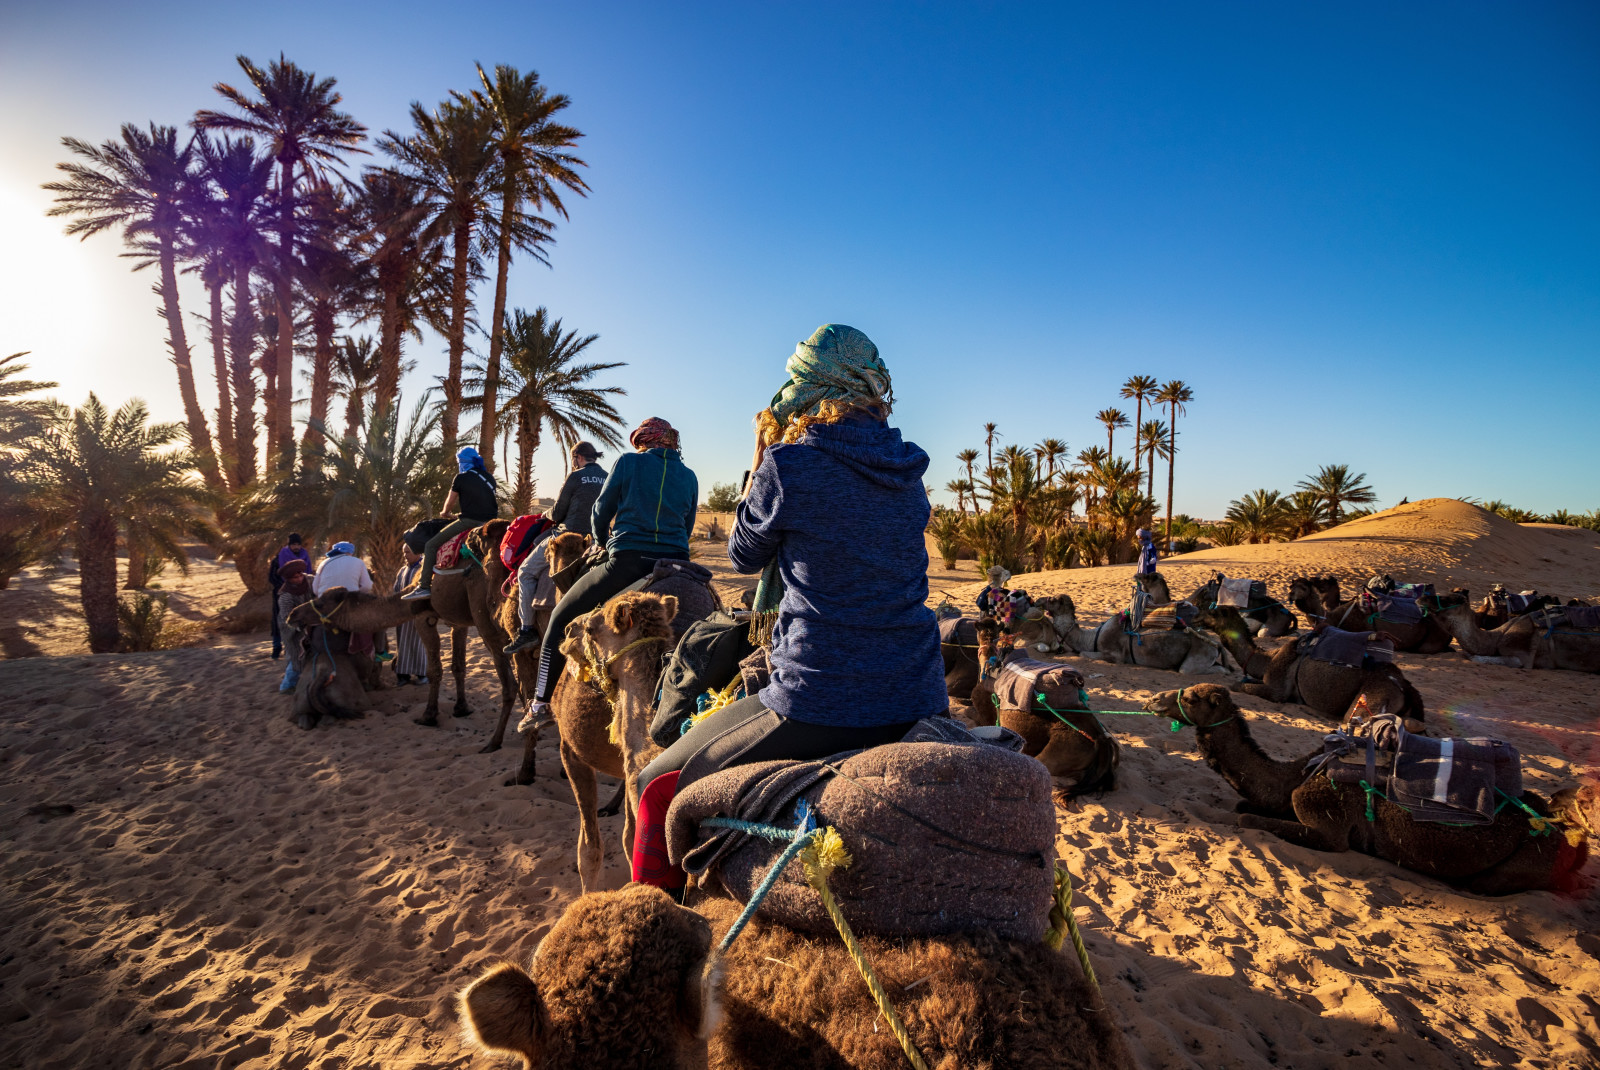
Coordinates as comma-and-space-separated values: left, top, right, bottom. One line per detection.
503, 627, 540, 655
401, 587, 432, 601
517, 701, 551, 734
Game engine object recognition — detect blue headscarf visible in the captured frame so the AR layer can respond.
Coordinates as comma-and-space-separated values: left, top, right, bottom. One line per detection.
456, 446, 495, 487
328, 541, 356, 557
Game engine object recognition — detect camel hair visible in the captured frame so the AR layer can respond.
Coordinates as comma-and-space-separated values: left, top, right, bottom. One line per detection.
1196, 603, 1426, 727
286, 622, 372, 729
1146, 684, 1599, 895
1186, 572, 1296, 637
458, 883, 1134, 1070
1034, 591, 1229, 675
964, 617, 1119, 799
293, 521, 523, 748
1286, 575, 1454, 654
1427, 592, 1600, 674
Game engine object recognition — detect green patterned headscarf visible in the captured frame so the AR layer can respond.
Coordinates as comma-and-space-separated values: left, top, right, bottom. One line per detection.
768, 324, 892, 427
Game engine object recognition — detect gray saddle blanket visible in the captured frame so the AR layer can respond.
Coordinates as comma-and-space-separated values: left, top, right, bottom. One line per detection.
1216, 576, 1265, 608
994, 654, 1085, 713
938, 615, 978, 647
1360, 590, 1425, 626
1508, 591, 1542, 615
667, 728, 1055, 942
1538, 605, 1600, 631
1312, 713, 1520, 825
623, 559, 720, 637
1302, 626, 1395, 668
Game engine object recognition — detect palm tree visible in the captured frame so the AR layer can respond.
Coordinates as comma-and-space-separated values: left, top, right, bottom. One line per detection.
324, 335, 396, 442
26, 395, 211, 651
44, 124, 223, 490
982, 423, 1000, 484
0, 354, 59, 589
1155, 380, 1194, 543
188, 132, 275, 485
380, 97, 497, 450
465, 307, 626, 513
1226, 489, 1287, 544
1075, 445, 1108, 517
956, 448, 981, 510
295, 182, 367, 462
1095, 408, 1129, 458
352, 170, 442, 416
1282, 490, 1328, 539
944, 478, 975, 515
470, 64, 588, 469
1295, 464, 1377, 525
195, 54, 368, 470
1119, 375, 1158, 482
1034, 438, 1069, 487
1139, 418, 1170, 499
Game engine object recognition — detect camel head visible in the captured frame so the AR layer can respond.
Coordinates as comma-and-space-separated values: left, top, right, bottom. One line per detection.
545, 532, 591, 592
1308, 575, 1342, 610
459, 884, 721, 1069
1192, 603, 1255, 648
1134, 571, 1171, 604
1144, 684, 1239, 729
1288, 576, 1320, 611
1034, 593, 1077, 640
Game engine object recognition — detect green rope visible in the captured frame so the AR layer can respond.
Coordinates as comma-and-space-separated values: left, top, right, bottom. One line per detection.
1358, 779, 1382, 823
701, 814, 823, 952
1033, 695, 1098, 742
1496, 787, 1555, 837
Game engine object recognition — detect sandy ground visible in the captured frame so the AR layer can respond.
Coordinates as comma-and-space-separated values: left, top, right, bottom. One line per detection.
2, 499, 1598, 1069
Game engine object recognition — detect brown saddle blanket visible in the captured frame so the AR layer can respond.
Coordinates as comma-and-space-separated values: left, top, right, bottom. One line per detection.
667, 735, 1056, 942
994, 654, 1085, 713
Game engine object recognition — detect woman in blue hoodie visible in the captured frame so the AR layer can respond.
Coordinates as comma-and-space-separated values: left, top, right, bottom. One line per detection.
631, 324, 945, 890
522, 417, 698, 721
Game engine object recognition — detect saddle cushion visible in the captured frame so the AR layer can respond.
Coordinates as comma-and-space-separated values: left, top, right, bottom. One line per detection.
668, 737, 1056, 942
434, 529, 472, 571
1316, 713, 1520, 825
1363, 591, 1425, 626
1218, 576, 1255, 608
938, 615, 977, 647
1538, 605, 1600, 631
1508, 591, 1542, 615
1137, 601, 1199, 630
994, 654, 1085, 713
1302, 625, 1395, 667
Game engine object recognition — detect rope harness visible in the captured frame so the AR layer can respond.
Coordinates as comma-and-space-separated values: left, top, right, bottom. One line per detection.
575, 614, 672, 745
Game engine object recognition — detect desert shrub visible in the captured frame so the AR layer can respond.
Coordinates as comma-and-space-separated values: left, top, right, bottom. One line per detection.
117, 591, 168, 652
1171, 535, 1202, 554
704, 482, 740, 512
927, 512, 963, 569
1204, 523, 1244, 547
1074, 527, 1115, 568
959, 512, 1025, 574
1039, 528, 1079, 570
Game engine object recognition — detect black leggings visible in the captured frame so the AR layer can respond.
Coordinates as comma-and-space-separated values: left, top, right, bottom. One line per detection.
533, 550, 683, 702
636, 693, 919, 797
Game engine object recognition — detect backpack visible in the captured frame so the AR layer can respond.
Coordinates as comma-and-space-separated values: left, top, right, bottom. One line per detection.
500, 513, 552, 570
648, 611, 756, 747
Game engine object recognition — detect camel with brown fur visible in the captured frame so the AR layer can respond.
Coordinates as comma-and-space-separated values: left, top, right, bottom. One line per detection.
1186, 573, 1295, 637
964, 618, 1119, 798
1146, 684, 1598, 895
1038, 593, 1230, 675
459, 882, 1133, 1070
1289, 575, 1453, 654
1428, 593, 1600, 673
1195, 603, 1426, 726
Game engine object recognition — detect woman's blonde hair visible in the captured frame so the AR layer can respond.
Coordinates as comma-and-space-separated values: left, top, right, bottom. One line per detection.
756, 398, 889, 447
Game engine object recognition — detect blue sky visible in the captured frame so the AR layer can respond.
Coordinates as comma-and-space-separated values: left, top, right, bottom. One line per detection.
1, 1, 1596, 515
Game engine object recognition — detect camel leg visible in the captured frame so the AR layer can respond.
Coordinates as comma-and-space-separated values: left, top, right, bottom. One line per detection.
1180, 645, 1228, 675
473, 605, 519, 753
451, 626, 472, 717
511, 723, 539, 785
561, 741, 605, 893
1237, 813, 1343, 852
415, 622, 444, 727
1234, 681, 1276, 700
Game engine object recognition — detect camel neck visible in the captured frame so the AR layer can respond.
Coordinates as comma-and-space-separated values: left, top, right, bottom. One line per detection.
1195, 719, 1304, 816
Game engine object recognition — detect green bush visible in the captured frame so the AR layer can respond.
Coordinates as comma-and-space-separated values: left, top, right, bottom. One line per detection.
117, 591, 168, 652
704, 482, 740, 512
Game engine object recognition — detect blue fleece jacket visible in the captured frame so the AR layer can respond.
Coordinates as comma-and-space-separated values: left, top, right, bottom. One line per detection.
591, 448, 698, 556
729, 416, 945, 727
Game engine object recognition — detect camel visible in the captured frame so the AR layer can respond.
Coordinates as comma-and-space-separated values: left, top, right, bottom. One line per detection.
965, 618, 1119, 798
1287, 575, 1454, 654
288, 622, 371, 730
1186, 573, 1295, 637
291, 522, 523, 746
1146, 684, 1598, 895
459, 883, 1133, 1070
1195, 603, 1426, 726
1037, 592, 1230, 675
938, 615, 983, 700
552, 590, 677, 893
1427, 594, 1600, 673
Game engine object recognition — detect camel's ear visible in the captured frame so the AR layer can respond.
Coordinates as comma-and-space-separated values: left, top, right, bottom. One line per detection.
459, 961, 544, 1064
678, 948, 724, 1042
658, 595, 678, 625
604, 598, 633, 635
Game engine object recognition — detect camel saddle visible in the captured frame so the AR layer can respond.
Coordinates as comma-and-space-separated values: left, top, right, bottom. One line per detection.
1533, 604, 1600, 631
1357, 589, 1425, 626
667, 727, 1055, 942
1132, 601, 1199, 631
1311, 712, 1520, 825
938, 615, 977, 648
992, 653, 1085, 714
1216, 576, 1263, 609
1301, 626, 1394, 668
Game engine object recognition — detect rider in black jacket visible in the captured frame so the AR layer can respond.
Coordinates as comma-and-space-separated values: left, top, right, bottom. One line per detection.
548, 441, 606, 536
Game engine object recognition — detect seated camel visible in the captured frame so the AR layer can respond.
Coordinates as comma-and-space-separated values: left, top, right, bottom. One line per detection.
964, 617, 1119, 799
287, 619, 372, 730
1195, 603, 1425, 725
459, 883, 1133, 1070
1036, 592, 1229, 675
941, 610, 1061, 700
1427, 592, 1600, 674
1288, 575, 1453, 654
1187, 573, 1295, 637
1146, 684, 1598, 895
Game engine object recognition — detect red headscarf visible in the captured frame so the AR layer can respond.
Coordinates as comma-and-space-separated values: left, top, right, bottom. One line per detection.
280, 557, 311, 595
629, 417, 679, 451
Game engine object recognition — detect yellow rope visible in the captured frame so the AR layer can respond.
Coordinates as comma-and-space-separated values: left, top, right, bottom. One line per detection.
576, 615, 671, 745
1045, 865, 1100, 1002
800, 828, 929, 1070
687, 676, 744, 729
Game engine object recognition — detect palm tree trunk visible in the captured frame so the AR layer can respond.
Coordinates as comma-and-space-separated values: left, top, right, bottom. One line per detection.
343, 388, 364, 441
1131, 398, 1143, 483
477, 173, 517, 470
125, 531, 147, 590
79, 513, 120, 653
1164, 408, 1177, 545
207, 277, 235, 486
301, 296, 336, 459
443, 216, 473, 449
158, 238, 221, 489
229, 263, 258, 485
374, 270, 402, 416
259, 287, 279, 466
514, 405, 539, 515
1145, 445, 1155, 499
272, 156, 297, 473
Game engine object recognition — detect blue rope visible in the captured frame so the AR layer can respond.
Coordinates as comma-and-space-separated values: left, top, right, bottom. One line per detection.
703, 804, 820, 952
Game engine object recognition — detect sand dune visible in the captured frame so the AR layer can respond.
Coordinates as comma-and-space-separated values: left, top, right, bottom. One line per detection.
2, 498, 1598, 1068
